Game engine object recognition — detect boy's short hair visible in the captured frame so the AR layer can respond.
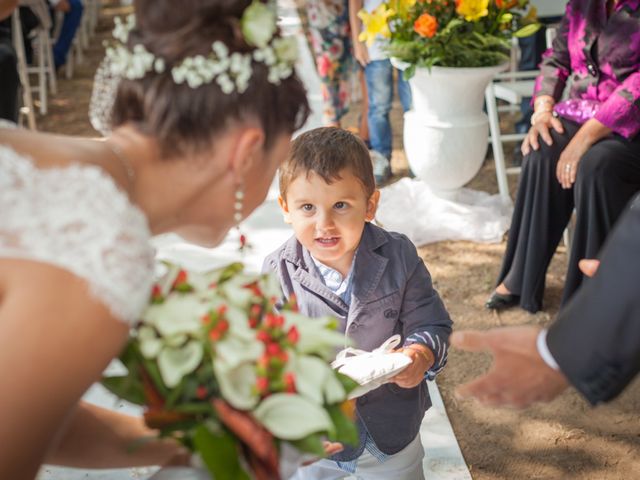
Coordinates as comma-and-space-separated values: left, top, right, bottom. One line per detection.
279, 127, 376, 200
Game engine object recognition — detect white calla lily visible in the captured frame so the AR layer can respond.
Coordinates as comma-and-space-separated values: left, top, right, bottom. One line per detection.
214, 361, 259, 410
143, 296, 206, 338
282, 312, 346, 359
253, 393, 334, 440
157, 341, 204, 388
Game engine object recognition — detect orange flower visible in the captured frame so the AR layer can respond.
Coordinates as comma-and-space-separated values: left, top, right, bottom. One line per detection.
495, 0, 517, 8
414, 13, 438, 38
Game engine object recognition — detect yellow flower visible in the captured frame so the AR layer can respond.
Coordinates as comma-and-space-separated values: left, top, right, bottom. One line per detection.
388, 0, 417, 18
455, 0, 490, 22
358, 4, 395, 46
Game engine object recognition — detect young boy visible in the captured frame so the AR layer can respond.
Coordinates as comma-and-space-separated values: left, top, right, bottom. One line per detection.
263, 127, 452, 479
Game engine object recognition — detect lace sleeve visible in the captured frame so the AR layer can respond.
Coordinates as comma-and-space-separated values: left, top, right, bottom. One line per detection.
0, 146, 155, 324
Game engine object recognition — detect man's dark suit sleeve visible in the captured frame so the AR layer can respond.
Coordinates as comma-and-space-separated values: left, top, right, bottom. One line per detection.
546, 195, 640, 405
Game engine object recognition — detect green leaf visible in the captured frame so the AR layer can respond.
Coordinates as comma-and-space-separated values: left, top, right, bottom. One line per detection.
326, 405, 358, 447
403, 63, 416, 80
513, 23, 541, 38
193, 425, 251, 480
289, 434, 326, 457
101, 375, 145, 405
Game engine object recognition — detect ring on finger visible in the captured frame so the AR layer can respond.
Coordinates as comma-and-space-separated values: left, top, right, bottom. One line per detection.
564, 164, 572, 172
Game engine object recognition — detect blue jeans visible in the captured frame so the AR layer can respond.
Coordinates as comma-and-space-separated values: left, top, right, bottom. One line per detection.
52, 0, 83, 68
364, 59, 412, 161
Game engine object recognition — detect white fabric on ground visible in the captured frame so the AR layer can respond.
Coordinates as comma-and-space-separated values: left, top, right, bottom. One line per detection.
376, 178, 513, 246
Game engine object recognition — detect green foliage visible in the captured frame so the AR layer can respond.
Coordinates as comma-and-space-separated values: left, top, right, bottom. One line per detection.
193, 425, 251, 480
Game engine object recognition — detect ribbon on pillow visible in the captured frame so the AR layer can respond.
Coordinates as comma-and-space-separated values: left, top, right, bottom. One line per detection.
331, 334, 412, 399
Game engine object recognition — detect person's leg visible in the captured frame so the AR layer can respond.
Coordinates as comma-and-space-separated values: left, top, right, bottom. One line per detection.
307, 0, 351, 126
53, 0, 83, 69
493, 119, 580, 313
354, 434, 424, 480
364, 59, 393, 182
561, 135, 640, 305
396, 68, 412, 113
358, 68, 370, 145
0, 22, 19, 122
288, 458, 353, 480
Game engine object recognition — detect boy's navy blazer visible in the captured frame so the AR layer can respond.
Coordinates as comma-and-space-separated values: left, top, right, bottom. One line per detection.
263, 222, 452, 460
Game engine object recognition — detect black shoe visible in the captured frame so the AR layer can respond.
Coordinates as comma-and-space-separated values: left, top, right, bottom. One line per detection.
485, 291, 519, 310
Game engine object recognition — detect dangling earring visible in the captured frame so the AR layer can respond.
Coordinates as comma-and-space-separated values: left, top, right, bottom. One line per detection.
234, 186, 249, 252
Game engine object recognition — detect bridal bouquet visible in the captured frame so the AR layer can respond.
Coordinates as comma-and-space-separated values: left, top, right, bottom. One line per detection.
103, 262, 358, 480
359, 0, 540, 78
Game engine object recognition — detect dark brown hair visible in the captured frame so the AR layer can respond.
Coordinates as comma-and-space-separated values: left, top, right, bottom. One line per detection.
111, 0, 310, 156
279, 127, 375, 199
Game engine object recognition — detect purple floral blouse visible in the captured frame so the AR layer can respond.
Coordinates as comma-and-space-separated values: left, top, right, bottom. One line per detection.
534, 0, 640, 139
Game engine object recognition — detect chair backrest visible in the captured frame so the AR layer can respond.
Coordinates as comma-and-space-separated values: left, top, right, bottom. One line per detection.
18, 0, 51, 30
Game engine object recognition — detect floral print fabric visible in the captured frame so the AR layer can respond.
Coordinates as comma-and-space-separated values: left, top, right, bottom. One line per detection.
534, 0, 640, 138
307, 0, 355, 125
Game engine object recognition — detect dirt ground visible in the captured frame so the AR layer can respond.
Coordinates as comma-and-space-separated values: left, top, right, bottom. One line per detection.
35, 4, 639, 479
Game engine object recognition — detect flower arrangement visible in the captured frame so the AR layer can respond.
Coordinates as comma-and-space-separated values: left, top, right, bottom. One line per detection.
359, 0, 540, 78
103, 262, 358, 480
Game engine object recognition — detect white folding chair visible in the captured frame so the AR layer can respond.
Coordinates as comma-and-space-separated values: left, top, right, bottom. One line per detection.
11, 10, 37, 129
19, 0, 57, 115
486, 27, 558, 201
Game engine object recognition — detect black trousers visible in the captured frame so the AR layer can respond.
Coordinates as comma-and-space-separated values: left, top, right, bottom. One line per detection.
0, 18, 19, 122
497, 118, 640, 313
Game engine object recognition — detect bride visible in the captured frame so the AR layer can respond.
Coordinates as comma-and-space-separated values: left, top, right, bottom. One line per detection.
0, 1, 312, 478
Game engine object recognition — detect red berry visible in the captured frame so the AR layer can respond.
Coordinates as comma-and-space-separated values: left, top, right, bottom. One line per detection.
248, 317, 259, 329
277, 351, 289, 363
256, 376, 269, 393
201, 313, 211, 325
286, 325, 300, 344
209, 329, 222, 341
266, 342, 282, 356
284, 372, 296, 393
217, 305, 228, 315
217, 319, 229, 334
256, 331, 271, 343
196, 385, 208, 400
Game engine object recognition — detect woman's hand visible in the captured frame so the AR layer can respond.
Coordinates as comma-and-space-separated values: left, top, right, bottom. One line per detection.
353, 40, 370, 67
392, 345, 434, 388
521, 111, 565, 156
555, 139, 590, 189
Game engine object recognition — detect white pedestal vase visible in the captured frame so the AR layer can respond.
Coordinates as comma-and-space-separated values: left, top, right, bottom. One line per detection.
397, 63, 507, 198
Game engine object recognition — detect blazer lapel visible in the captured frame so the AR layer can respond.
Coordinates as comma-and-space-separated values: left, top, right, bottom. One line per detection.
284, 242, 349, 314
349, 224, 389, 317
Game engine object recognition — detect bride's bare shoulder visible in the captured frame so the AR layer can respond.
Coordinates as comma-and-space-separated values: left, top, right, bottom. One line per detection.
0, 127, 101, 170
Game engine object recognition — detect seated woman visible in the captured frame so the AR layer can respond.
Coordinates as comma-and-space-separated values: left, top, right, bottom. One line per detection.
486, 0, 640, 313
0, 0, 310, 478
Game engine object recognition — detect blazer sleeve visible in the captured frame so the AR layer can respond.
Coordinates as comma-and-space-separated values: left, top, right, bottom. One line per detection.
399, 249, 453, 377
546, 195, 640, 405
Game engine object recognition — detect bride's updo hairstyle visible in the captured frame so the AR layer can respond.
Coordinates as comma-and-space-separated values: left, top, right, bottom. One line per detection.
110, 0, 310, 156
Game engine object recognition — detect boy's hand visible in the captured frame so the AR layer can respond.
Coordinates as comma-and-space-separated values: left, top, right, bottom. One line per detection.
353, 41, 370, 67
392, 345, 434, 388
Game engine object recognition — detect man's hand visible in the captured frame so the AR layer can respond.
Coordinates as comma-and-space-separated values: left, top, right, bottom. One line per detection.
451, 326, 569, 408
392, 344, 434, 388
579, 258, 600, 277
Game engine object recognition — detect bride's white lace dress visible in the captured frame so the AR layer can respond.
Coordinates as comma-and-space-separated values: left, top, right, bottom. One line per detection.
0, 122, 154, 324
